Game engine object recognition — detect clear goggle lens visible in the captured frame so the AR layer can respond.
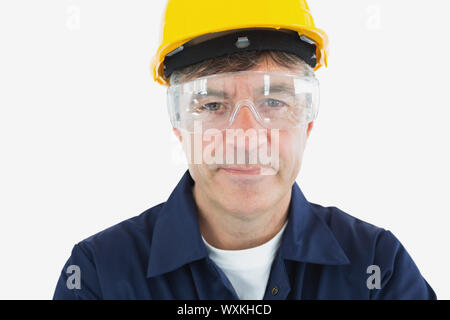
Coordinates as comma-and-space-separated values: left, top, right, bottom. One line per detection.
167, 71, 319, 132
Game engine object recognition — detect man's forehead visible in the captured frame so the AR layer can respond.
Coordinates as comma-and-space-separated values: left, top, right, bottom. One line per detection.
195, 75, 294, 95
189, 67, 304, 94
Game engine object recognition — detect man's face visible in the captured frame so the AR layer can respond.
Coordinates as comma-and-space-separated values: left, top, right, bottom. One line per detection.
174, 60, 314, 217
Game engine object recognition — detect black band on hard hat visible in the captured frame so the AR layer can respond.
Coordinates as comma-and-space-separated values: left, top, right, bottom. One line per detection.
163, 29, 317, 79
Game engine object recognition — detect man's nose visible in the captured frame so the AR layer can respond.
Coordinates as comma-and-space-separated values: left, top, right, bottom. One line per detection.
228, 103, 264, 131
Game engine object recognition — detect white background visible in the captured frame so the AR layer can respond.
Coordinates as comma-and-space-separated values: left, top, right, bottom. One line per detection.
0, 0, 448, 299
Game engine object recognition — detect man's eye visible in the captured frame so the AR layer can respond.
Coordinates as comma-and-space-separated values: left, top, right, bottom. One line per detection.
200, 102, 222, 111
264, 99, 286, 108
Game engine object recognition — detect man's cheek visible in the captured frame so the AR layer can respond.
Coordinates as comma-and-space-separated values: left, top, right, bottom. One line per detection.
278, 133, 305, 173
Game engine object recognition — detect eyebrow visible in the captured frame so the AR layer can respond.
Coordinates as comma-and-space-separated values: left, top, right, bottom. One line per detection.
256, 84, 294, 95
192, 89, 231, 99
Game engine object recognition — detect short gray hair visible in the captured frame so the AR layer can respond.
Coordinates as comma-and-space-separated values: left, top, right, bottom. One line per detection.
169, 50, 314, 85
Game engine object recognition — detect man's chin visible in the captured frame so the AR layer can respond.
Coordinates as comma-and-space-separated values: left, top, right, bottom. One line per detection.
206, 168, 281, 214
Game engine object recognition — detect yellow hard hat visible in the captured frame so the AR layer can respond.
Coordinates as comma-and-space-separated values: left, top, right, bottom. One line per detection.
151, 0, 329, 85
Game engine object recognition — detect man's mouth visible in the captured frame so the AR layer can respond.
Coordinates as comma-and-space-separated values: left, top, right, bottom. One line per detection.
220, 166, 262, 175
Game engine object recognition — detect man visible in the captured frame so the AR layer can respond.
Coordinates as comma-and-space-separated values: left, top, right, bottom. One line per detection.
53, 0, 436, 299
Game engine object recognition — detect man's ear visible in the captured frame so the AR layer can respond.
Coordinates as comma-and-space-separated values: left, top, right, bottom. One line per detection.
306, 121, 314, 138
173, 128, 183, 142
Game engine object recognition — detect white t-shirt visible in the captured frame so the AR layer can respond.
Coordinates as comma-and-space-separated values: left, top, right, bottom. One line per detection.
201, 220, 288, 300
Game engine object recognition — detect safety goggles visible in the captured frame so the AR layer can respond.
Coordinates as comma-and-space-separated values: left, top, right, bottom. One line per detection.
167, 70, 319, 132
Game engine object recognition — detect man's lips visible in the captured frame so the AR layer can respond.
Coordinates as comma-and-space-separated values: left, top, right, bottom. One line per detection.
220, 166, 263, 175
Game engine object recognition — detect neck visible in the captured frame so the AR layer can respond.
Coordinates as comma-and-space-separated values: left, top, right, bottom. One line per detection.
193, 184, 291, 250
